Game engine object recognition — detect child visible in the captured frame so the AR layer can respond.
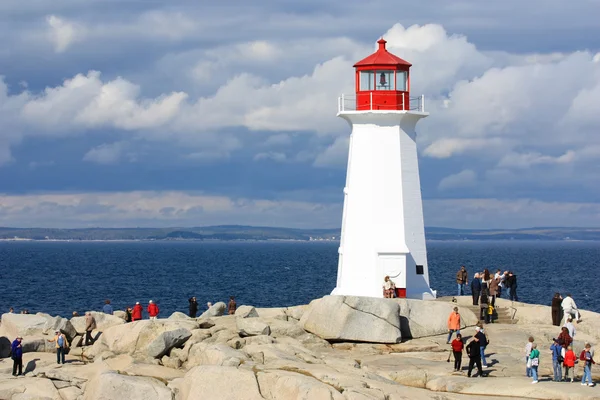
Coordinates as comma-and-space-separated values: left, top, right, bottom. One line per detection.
487, 304, 495, 324
451, 333, 464, 372
525, 336, 534, 377
530, 343, 540, 384
580, 343, 595, 386
563, 345, 577, 382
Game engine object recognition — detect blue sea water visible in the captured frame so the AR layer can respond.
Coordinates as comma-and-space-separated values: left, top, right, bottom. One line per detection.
0, 240, 598, 317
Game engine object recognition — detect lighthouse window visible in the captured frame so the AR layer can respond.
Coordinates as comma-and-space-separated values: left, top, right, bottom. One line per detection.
376, 70, 395, 91
396, 71, 407, 91
359, 71, 374, 91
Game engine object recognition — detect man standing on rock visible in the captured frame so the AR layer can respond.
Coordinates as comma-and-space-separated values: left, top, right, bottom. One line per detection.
466, 336, 483, 378
446, 307, 461, 344
47, 330, 69, 364
148, 300, 160, 320
475, 326, 489, 368
471, 273, 481, 306
11, 336, 23, 376
85, 312, 97, 345
188, 297, 199, 318
456, 266, 468, 296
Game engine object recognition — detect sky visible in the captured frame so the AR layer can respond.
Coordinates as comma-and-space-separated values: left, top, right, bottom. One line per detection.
1, 0, 600, 229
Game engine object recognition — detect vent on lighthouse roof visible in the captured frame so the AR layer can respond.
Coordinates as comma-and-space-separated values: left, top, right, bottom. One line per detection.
353, 38, 412, 67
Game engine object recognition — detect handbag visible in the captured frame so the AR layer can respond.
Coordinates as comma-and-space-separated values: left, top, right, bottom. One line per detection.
526, 358, 532, 368
531, 357, 539, 367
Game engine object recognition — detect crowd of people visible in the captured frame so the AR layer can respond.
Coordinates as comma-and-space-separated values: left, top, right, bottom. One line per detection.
6, 295, 238, 374
446, 303, 595, 385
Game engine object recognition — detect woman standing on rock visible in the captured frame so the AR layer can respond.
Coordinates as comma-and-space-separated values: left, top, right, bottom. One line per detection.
530, 343, 540, 384
132, 302, 143, 321
471, 273, 481, 306
564, 345, 577, 382
552, 293, 563, 326
451, 333, 464, 372
479, 289, 489, 323
525, 336, 534, 377
558, 327, 573, 349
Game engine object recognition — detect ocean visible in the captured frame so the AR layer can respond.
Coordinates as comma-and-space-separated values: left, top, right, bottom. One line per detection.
0, 240, 598, 317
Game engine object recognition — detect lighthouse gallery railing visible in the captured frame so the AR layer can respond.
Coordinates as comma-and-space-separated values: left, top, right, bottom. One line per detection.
337, 93, 425, 113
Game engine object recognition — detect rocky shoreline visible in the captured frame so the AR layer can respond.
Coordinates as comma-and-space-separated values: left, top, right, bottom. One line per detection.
0, 296, 599, 399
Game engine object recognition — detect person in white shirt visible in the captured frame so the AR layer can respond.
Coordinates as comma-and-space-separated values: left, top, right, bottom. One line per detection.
563, 316, 576, 338
561, 294, 582, 323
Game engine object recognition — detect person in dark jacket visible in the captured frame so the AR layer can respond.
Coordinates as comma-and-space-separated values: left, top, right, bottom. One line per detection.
456, 266, 468, 296
471, 273, 481, 306
551, 293, 563, 326
11, 337, 23, 376
507, 272, 518, 301
466, 336, 483, 377
479, 289, 489, 322
188, 297, 199, 318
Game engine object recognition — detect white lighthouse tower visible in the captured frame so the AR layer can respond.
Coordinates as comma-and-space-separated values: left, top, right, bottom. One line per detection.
332, 38, 436, 300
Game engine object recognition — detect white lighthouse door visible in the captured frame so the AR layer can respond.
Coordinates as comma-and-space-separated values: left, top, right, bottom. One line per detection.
378, 253, 407, 295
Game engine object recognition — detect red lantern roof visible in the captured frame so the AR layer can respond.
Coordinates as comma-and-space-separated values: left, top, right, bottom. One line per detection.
353, 38, 412, 68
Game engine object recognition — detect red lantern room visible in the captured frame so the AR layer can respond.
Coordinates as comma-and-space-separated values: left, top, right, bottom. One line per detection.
354, 38, 411, 111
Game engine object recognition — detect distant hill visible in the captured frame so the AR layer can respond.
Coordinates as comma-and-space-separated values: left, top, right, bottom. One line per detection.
0, 225, 599, 241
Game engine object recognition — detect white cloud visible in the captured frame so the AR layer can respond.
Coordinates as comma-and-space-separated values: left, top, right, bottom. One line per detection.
253, 152, 286, 162
0, 191, 342, 228
497, 151, 575, 169
83, 142, 128, 165
438, 169, 477, 191
46, 15, 85, 53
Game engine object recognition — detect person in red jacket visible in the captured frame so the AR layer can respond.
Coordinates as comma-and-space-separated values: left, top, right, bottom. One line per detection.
132, 302, 143, 321
148, 300, 160, 320
451, 333, 465, 372
563, 345, 577, 382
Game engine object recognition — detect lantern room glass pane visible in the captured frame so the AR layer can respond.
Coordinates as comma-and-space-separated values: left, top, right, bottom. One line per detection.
396, 71, 407, 91
359, 71, 374, 91
376, 70, 395, 91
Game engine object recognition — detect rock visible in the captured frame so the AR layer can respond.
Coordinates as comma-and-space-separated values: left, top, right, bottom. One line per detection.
168, 312, 190, 320
300, 296, 401, 344
58, 386, 83, 400
146, 327, 192, 358
199, 302, 226, 319
161, 354, 182, 369
0, 313, 48, 338
244, 335, 275, 345
257, 369, 345, 400
197, 319, 216, 329
268, 319, 307, 338
286, 305, 307, 321
395, 299, 479, 339
178, 365, 264, 400
195, 344, 249, 367
83, 371, 172, 400
114, 310, 127, 320
40, 314, 78, 342
21, 336, 53, 353
256, 307, 288, 321
0, 377, 61, 400
237, 318, 271, 337
70, 312, 125, 335
235, 306, 259, 318
227, 337, 245, 349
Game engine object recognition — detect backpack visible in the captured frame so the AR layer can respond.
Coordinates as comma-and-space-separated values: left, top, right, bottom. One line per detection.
580, 350, 587, 361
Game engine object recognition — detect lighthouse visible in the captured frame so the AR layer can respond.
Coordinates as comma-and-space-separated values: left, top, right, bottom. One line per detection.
332, 38, 436, 300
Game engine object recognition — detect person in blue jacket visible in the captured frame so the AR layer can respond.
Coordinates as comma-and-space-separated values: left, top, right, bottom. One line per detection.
550, 338, 563, 382
11, 336, 23, 376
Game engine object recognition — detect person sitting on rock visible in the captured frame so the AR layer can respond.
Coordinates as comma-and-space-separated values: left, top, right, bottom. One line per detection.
47, 330, 69, 364
228, 296, 237, 315
446, 307, 461, 344
561, 294, 582, 323
132, 302, 143, 321
147, 300, 160, 320
466, 336, 483, 378
382, 276, 396, 298
207, 302, 213, 310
